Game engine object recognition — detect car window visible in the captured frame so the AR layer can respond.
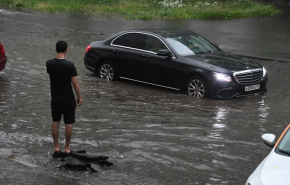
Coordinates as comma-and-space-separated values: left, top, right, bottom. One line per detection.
166, 34, 218, 55
112, 33, 146, 50
145, 35, 167, 53
277, 129, 290, 153
166, 38, 194, 55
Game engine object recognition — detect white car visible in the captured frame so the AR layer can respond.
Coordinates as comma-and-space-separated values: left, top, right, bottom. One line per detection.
246, 124, 290, 185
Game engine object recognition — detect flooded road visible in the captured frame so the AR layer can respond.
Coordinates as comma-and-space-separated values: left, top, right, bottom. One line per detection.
1, 7, 290, 185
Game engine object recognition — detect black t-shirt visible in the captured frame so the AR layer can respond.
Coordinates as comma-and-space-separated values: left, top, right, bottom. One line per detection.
46, 58, 77, 102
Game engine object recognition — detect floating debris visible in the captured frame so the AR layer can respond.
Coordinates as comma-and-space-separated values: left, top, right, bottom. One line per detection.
53, 150, 113, 172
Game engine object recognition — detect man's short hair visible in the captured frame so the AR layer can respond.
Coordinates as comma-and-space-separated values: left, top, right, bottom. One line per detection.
56, 41, 68, 53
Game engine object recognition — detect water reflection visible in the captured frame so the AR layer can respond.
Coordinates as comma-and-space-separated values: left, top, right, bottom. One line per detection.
207, 106, 228, 140
258, 98, 269, 121
214, 106, 228, 123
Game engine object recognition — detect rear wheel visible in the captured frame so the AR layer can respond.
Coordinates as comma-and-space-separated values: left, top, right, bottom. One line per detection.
186, 76, 209, 99
98, 61, 116, 81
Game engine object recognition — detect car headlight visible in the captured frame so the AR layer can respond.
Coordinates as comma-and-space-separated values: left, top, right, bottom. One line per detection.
213, 72, 232, 82
263, 67, 267, 77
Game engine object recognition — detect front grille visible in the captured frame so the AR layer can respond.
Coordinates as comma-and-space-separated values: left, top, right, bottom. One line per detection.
233, 69, 263, 85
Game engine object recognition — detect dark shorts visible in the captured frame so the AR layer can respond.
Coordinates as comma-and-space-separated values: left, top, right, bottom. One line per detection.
51, 100, 76, 124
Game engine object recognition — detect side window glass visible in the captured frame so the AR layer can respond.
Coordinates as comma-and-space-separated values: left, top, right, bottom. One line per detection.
112, 33, 146, 50
145, 35, 167, 53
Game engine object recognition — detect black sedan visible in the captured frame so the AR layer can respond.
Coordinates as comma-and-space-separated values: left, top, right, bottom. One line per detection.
84, 28, 268, 99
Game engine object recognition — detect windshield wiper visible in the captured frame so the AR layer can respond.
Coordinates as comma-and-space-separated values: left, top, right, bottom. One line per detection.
279, 149, 290, 156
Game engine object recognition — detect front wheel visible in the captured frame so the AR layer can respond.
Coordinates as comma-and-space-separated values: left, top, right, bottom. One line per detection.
186, 76, 209, 99
98, 61, 116, 81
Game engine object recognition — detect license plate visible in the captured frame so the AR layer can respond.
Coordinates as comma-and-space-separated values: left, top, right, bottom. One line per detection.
245, 84, 260, 91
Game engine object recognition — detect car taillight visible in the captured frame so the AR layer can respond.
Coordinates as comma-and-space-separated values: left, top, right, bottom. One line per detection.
86, 45, 91, 52
0, 46, 4, 54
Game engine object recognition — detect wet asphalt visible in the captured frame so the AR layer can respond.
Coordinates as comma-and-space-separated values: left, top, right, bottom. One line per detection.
0, 5, 290, 185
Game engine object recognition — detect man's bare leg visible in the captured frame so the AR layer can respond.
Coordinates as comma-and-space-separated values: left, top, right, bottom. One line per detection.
52, 121, 61, 152
64, 124, 73, 153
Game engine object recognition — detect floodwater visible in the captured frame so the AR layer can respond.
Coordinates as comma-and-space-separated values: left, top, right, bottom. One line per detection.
0, 6, 290, 185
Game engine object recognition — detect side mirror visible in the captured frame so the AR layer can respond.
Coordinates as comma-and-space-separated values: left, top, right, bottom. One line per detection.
157, 49, 172, 58
262, 133, 276, 148
213, 44, 219, 49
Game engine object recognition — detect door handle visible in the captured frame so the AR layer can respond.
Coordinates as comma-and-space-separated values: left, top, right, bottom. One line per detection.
113, 50, 119, 53
142, 54, 149, 58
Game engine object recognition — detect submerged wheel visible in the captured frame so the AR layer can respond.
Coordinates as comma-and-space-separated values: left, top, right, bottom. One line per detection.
98, 61, 116, 81
186, 76, 209, 99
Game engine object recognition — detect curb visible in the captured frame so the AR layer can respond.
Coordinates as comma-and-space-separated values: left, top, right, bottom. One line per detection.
237, 54, 290, 63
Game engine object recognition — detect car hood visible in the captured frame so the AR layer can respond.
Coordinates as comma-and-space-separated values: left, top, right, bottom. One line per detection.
246, 149, 290, 185
183, 52, 261, 72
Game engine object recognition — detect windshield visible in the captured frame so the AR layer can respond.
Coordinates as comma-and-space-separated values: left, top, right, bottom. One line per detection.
166, 34, 218, 56
277, 128, 290, 155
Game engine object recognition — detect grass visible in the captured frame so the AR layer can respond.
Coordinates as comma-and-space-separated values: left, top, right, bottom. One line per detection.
0, 0, 281, 20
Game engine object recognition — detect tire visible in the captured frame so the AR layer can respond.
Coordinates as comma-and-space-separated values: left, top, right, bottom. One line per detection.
98, 61, 117, 81
186, 76, 209, 99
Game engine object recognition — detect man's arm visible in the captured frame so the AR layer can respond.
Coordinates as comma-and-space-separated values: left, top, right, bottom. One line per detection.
71, 76, 82, 106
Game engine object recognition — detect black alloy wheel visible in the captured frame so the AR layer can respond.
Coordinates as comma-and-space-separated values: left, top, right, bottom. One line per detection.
98, 61, 116, 81
186, 76, 209, 99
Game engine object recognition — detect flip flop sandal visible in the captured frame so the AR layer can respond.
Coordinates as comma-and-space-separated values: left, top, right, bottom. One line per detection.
52, 149, 63, 158
63, 149, 75, 156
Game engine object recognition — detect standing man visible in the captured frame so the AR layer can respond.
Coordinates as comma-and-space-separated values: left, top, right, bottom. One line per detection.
46, 41, 82, 156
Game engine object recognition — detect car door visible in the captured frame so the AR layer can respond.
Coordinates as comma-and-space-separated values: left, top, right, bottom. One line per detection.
113, 33, 171, 84
139, 35, 184, 89
110, 33, 146, 79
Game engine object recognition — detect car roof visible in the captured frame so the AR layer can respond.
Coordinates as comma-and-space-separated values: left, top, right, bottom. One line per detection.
103, 28, 196, 45
122, 28, 196, 38
104, 28, 202, 59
